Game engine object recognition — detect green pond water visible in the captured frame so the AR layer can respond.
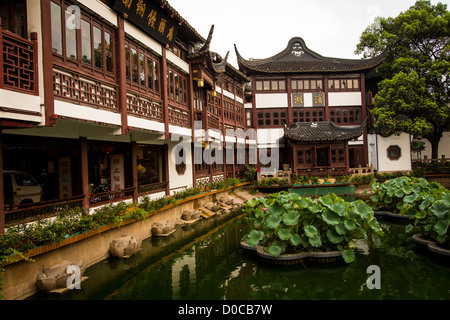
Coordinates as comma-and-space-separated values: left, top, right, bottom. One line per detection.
28, 206, 450, 301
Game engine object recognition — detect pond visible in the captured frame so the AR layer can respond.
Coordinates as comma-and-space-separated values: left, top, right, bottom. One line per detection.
28, 208, 449, 301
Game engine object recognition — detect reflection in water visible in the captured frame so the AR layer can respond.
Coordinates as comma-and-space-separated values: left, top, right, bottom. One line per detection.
30, 212, 450, 300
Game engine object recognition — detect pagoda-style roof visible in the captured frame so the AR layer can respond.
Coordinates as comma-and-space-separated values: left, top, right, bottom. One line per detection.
235, 37, 385, 75
188, 25, 250, 83
284, 121, 366, 142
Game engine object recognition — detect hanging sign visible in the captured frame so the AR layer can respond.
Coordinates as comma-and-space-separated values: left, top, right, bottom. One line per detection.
112, 0, 179, 48
58, 157, 72, 199
110, 154, 125, 191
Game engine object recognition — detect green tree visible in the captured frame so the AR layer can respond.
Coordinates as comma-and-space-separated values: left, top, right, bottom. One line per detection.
356, 0, 450, 159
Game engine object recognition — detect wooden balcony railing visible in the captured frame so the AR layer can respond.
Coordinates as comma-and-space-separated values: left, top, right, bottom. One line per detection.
0, 26, 38, 95
4, 195, 85, 226
207, 112, 221, 130
168, 105, 190, 128
53, 67, 118, 111
138, 181, 168, 195
127, 91, 163, 122
89, 187, 136, 207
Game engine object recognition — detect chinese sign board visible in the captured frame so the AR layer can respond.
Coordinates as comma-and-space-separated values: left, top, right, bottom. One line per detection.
112, 0, 179, 48
110, 154, 125, 191
58, 157, 72, 199
292, 92, 325, 107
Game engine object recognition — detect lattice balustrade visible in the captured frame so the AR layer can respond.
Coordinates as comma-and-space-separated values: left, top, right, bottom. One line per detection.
207, 113, 220, 130
127, 92, 163, 122
53, 69, 118, 110
1, 30, 37, 95
168, 105, 190, 128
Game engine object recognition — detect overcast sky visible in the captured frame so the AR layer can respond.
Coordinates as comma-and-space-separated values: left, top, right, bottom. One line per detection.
167, 0, 449, 67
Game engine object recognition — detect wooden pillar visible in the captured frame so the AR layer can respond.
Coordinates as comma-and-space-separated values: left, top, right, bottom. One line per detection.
344, 142, 350, 173
164, 144, 170, 195
40, 0, 56, 126
116, 15, 128, 135
131, 141, 138, 203
80, 137, 89, 211
324, 75, 330, 121
161, 47, 169, 139
0, 130, 4, 234
287, 75, 293, 126
188, 68, 196, 187
360, 73, 368, 167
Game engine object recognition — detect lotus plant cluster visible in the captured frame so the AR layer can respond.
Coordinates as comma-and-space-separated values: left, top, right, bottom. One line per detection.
370, 176, 450, 246
243, 192, 384, 263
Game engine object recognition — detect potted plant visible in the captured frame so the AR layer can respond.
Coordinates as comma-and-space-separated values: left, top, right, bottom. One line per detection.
323, 175, 331, 184
311, 176, 320, 185
369, 176, 445, 221
302, 175, 311, 185
242, 192, 384, 264
401, 184, 450, 255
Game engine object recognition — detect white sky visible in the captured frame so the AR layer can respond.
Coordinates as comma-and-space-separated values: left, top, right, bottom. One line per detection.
167, 0, 450, 67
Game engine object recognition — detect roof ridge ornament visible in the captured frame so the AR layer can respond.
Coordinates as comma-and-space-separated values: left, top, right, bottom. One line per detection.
291, 41, 305, 57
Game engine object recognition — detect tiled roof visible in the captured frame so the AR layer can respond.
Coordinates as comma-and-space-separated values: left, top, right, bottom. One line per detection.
284, 121, 366, 142
188, 25, 250, 82
235, 37, 385, 74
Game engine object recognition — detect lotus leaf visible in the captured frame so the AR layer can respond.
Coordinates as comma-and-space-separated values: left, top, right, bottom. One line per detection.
355, 202, 372, 219
268, 241, 286, 257
322, 209, 340, 225
342, 249, 355, 263
290, 233, 302, 246
430, 201, 448, 219
282, 211, 300, 226
304, 225, 318, 238
327, 229, 344, 244
266, 214, 282, 229
247, 230, 264, 247
277, 228, 292, 241
344, 220, 356, 231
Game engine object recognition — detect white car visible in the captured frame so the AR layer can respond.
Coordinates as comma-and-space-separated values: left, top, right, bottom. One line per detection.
3, 170, 43, 208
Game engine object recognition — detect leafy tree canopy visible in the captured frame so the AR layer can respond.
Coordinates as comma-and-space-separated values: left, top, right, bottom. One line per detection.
356, 0, 450, 158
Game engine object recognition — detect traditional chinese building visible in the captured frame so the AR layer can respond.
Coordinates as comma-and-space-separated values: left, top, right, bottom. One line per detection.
235, 37, 386, 176
0, 0, 249, 233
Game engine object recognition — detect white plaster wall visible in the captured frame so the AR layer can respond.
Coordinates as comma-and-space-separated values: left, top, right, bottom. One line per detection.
255, 93, 288, 108
127, 115, 165, 133
328, 92, 362, 107
0, 89, 42, 122
167, 141, 194, 194
77, 0, 118, 27
124, 21, 162, 56
368, 134, 378, 170
376, 133, 412, 172
411, 132, 450, 160
166, 50, 189, 74
257, 128, 284, 145
54, 100, 122, 126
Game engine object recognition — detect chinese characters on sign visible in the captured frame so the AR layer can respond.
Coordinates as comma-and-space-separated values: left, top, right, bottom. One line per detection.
292, 92, 325, 107
292, 93, 304, 107
58, 157, 72, 199
113, 0, 179, 48
313, 92, 325, 107
110, 154, 125, 191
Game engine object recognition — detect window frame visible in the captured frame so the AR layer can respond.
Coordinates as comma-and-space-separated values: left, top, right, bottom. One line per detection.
50, 0, 115, 81
124, 38, 161, 97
